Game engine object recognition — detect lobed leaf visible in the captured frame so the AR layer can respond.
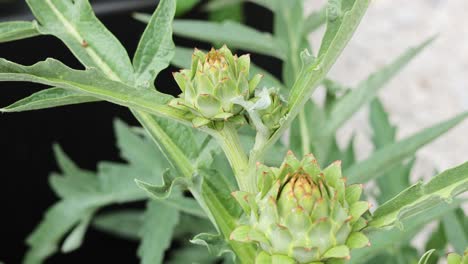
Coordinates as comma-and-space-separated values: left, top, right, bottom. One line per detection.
137, 201, 180, 264
369, 162, 468, 228
92, 210, 142, 241
26, 0, 134, 83
0, 58, 190, 125
0, 21, 40, 43
346, 112, 468, 184
133, 0, 176, 88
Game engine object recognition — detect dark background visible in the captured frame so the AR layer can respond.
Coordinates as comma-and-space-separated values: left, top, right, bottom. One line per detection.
0, 0, 280, 263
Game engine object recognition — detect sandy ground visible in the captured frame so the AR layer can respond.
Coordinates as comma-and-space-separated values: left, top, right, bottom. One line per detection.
307, 0, 468, 181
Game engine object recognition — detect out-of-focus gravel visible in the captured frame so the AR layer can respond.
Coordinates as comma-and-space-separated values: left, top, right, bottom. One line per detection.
306, 0, 468, 181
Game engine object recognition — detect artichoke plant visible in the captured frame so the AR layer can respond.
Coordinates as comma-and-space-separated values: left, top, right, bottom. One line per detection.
170, 45, 262, 127
230, 152, 371, 264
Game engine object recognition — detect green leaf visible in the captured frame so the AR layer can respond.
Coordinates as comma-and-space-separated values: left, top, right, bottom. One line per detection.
24, 200, 97, 264
442, 210, 468, 253
92, 210, 142, 241
325, 37, 434, 134
304, 6, 327, 34
0, 21, 40, 43
350, 200, 463, 264
135, 171, 192, 199
133, 0, 176, 88
191, 232, 234, 258
425, 222, 447, 264
273, 0, 307, 86
176, 0, 200, 16
133, 14, 283, 60
370, 98, 415, 204
138, 200, 180, 264
114, 118, 166, 175
0, 58, 190, 125
61, 213, 92, 253
418, 250, 436, 264
255, 0, 370, 161
26, 0, 134, 84
1, 87, 98, 112
346, 112, 468, 184
369, 162, 468, 228
167, 244, 219, 264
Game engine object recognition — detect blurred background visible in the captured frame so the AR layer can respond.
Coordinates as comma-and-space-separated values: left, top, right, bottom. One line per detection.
0, 0, 467, 263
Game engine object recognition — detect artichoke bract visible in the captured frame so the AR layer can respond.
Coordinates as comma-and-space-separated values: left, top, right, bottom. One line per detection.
169, 45, 262, 128
230, 152, 371, 264
448, 249, 468, 264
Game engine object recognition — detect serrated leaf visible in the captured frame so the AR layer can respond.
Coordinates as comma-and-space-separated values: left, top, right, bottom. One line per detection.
0, 58, 190, 125
369, 162, 468, 228
138, 200, 180, 264
92, 210, 142, 241
133, 14, 283, 59
0, 21, 40, 43
23, 200, 97, 264
0, 87, 98, 112
346, 112, 468, 184
26, 0, 134, 84
325, 37, 434, 134
133, 0, 175, 88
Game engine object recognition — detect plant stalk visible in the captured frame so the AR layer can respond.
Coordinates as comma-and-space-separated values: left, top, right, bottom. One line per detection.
215, 122, 254, 192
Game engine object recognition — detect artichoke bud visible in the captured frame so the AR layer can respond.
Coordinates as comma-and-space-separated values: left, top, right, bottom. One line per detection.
447, 249, 468, 264
231, 152, 371, 263
169, 45, 262, 128
256, 88, 288, 131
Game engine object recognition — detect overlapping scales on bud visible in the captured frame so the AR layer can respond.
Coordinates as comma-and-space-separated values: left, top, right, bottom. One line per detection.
169, 45, 262, 127
230, 152, 371, 264
256, 88, 288, 131
448, 249, 468, 264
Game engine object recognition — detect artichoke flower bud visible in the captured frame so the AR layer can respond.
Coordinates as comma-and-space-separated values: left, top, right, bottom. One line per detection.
230, 152, 371, 264
447, 249, 468, 264
169, 45, 262, 128
256, 88, 288, 131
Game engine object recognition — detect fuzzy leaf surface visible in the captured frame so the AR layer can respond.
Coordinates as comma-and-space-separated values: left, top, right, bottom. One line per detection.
0, 21, 40, 43
0, 58, 190, 124
133, 0, 175, 88
138, 201, 180, 264
369, 162, 468, 228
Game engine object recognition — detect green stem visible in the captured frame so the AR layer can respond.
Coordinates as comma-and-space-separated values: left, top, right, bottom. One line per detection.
215, 122, 254, 192
135, 112, 256, 262
298, 110, 311, 155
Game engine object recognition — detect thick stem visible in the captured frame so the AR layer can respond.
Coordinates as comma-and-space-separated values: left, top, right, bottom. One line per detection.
135, 112, 255, 262
215, 122, 255, 192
